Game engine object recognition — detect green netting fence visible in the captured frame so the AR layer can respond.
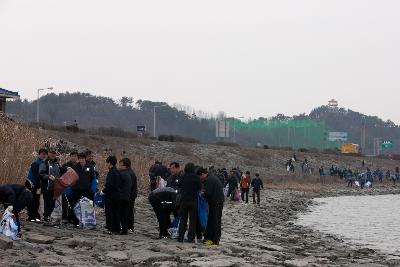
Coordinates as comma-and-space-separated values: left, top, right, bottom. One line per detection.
228, 119, 341, 150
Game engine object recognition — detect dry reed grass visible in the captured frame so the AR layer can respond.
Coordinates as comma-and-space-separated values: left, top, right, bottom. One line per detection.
0, 115, 45, 184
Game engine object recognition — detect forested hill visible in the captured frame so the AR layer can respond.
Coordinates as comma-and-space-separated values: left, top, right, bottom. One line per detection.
6, 92, 400, 153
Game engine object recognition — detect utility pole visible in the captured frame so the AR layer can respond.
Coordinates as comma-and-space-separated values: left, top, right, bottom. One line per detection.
153, 104, 167, 138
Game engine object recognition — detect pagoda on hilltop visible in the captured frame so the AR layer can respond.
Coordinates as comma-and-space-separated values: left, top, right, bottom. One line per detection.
328, 99, 338, 109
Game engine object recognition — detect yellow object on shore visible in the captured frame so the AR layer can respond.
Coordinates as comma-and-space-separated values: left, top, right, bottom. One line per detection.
341, 143, 359, 154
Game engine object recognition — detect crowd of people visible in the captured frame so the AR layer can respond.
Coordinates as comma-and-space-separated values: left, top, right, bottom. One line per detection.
0, 148, 265, 246
2, 147, 400, 246
287, 155, 400, 189
0, 149, 138, 239
147, 161, 264, 245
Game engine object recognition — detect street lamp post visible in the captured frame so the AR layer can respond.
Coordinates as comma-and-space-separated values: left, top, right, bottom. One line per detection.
37, 87, 54, 123
153, 104, 168, 138
233, 116, 245, 143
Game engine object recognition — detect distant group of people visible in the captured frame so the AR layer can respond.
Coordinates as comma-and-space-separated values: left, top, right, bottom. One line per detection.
318, 161, 400, 189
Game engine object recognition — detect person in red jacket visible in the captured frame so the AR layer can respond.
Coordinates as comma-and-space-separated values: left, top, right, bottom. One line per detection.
240, 171, 251, 204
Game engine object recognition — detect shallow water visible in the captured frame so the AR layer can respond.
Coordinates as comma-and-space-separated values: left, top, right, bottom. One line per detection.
297, 194, 400, 255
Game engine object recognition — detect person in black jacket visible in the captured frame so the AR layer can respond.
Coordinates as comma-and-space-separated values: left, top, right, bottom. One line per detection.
69, 152, 96, 226
125, 158, 138, 233
0, 184, 33, 235
118, 158, 133, 235
101, 156, 121, 234
149, 161, 169, 192
198, 168, 224, 246
177, 163, 201, 243
25, 148, 48, 222
225, 171, 238, 200
148, 187, 178, 239
166, 162, 181, 190
251, 173, 264, 205
39, 149, 60, 222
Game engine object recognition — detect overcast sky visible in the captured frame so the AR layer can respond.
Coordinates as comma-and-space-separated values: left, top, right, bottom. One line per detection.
1, 0, 399, 122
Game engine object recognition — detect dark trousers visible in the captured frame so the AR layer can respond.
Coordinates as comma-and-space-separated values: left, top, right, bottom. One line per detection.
178, 202, 197, 241
253, 189, 261, 204
105, 197, 121, 233
149, 197, 173, 237
241, 188, 249, 203
204, 203, 223, 244
127, 198, 135, 230
119, 199, 130, 234
227, 188, 235, 200
9, 190, 33, 232
62, 194, 73, 221
26, 184, 40, 220
43, 192, 55, 218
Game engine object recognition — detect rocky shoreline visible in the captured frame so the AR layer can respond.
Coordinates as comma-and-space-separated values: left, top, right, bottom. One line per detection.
1, 186, 400, 266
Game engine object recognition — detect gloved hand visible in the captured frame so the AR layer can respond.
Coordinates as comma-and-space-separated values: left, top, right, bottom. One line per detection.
7, 206, 13, 212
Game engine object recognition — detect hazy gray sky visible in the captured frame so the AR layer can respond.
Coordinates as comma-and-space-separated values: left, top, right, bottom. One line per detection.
1, 1, 399, 122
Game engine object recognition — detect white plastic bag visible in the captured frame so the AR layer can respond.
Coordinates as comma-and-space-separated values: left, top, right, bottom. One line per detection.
158, 177, 167, 189
354, 181, 360, 187
50, 196, 63, 224
73, 197, 96, 228
365, 181, 372, 188
0, 210, 19, 240
223, 185, 229, 197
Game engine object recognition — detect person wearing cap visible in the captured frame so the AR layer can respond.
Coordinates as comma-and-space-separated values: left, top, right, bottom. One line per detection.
251, 173, 264, 205
39, 149, 60, 222
240, 171, 251, 204
101, 155, 122, 234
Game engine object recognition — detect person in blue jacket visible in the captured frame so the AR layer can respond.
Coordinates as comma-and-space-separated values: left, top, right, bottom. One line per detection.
25, 148, 48, 222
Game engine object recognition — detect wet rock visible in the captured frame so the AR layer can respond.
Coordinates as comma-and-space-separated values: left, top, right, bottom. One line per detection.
26, 234, 55, 244
0, 235, 13, 250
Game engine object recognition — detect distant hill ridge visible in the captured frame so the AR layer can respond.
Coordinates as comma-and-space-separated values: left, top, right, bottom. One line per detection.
6, 92, 400, 154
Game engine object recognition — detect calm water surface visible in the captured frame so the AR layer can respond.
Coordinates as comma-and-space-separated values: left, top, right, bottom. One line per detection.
297, 194, 400, 255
